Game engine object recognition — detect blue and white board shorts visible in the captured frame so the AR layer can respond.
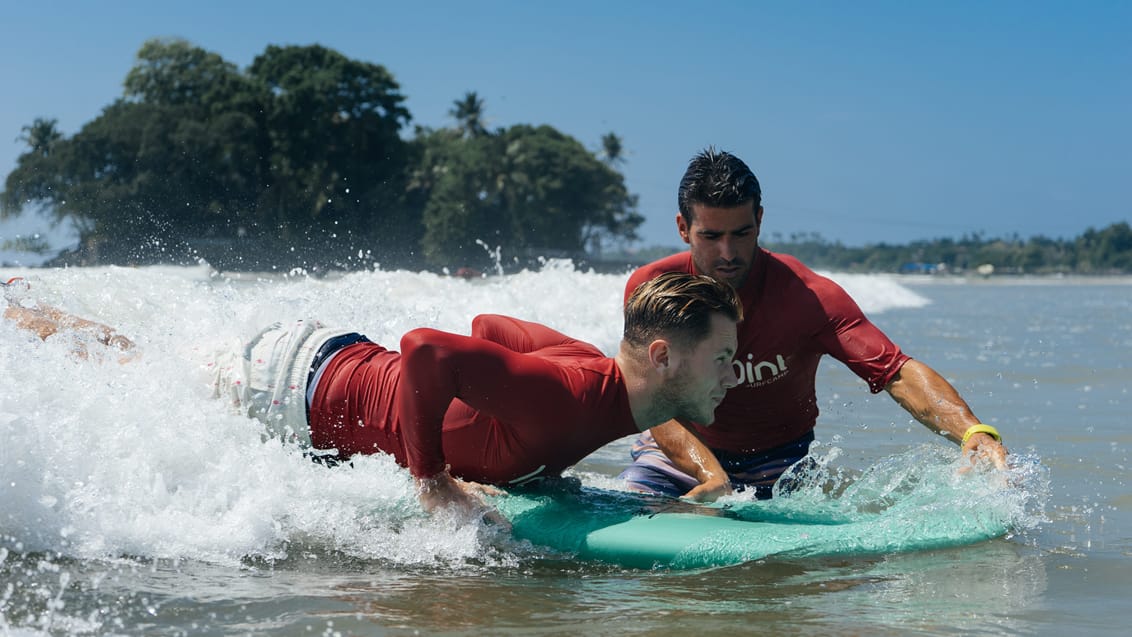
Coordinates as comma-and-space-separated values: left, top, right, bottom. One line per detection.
206, 319, 354, 446
618, 430, 815, 499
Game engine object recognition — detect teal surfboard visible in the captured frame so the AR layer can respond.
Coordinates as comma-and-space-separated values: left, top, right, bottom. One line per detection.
494, 486, 1012, 570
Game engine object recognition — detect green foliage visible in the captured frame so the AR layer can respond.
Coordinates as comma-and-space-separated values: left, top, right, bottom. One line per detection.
2, 39, 272, 260
763, 223, 1132, 275
1, 234, 50, 254
600, 132, 624, 166
448, 91, 487, 138
2, 39, 641, 271
249, 45, 414, 242
3, 38, 417, 268
412, 113, 641, 269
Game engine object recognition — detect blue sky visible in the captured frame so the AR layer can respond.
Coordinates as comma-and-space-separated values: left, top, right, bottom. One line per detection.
1, 0, 1128, 256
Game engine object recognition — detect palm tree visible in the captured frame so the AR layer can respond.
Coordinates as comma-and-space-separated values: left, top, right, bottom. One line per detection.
600, 132, 625, 166
449, 91, 487, 138
18, 118, 63, 157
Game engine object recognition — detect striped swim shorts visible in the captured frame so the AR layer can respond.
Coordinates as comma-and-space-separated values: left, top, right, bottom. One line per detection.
618, 430, 815, 499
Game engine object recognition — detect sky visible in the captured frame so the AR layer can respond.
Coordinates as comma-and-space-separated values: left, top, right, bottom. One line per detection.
1, 0, 1129, 258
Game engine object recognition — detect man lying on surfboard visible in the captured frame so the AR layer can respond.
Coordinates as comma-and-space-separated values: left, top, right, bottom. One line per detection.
619, 149, 1009, 502
4, 272, 742, 522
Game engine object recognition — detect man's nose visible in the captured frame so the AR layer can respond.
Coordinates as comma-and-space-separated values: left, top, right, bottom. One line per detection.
719, 236, 741, 261
722, 364, 739, 389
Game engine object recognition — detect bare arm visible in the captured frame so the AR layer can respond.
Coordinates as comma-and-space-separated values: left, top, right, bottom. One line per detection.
648, 420, 732, 502
885, 359, 1007, 467
4, 304, 134, 353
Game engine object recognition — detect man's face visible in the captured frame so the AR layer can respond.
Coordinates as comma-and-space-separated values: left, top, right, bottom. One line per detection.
660, 313, 739, 425
677, 201, 763, 289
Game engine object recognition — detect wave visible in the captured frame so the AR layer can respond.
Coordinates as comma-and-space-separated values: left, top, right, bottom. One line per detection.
1, 263, 951, 568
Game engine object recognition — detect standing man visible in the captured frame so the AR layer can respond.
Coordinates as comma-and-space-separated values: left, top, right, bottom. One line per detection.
619, 149, 1008, 501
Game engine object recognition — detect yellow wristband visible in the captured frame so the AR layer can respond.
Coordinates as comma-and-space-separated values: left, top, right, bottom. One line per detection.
961, 424, 1001, 445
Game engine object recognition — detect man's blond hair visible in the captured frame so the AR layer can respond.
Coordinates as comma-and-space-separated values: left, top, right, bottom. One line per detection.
624, 272, 742, 348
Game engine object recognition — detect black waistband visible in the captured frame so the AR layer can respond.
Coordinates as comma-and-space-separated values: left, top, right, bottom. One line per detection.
306, 332, 371, 388
713, 430, 816, 468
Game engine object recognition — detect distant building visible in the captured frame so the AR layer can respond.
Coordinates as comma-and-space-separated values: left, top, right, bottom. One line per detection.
900, 262, 947, 275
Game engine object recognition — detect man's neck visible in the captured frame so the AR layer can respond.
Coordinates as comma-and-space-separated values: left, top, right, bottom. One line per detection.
614, 345, 659, 433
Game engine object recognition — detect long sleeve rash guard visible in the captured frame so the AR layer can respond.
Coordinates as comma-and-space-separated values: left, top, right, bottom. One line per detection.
625, 249, 910, 454
307, 314, 639, 485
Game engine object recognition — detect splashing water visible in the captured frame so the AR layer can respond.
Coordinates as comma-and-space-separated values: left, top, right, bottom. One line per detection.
0, 263, 1043, 578
733, 442, 1050, 555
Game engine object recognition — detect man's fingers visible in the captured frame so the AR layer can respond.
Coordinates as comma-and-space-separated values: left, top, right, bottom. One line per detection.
681, 480, 730, 503
417, 473, 510, 531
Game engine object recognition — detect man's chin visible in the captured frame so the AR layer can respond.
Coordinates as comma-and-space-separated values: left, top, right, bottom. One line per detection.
714, 270, 747, 288
690, 412, 716, 426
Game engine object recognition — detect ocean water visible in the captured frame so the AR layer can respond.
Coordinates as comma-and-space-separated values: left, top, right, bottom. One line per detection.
0, 262, 1126, 636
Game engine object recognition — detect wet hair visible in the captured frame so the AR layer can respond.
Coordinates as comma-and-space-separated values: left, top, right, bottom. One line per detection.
624, 272, 742, 349
677, 147, 762, 222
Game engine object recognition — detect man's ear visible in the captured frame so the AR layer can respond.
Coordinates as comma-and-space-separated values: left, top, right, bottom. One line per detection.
647, 338, 671, 371
676, 213, 691, 245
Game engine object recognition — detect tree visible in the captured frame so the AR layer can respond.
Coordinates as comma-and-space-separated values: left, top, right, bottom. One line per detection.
1089, 222, 1132, 271
16, 118, 62, 157
449, 91, 487, 138
124, 38, 251, 110
2, 41, 649, 272
2, 119, 60, 218
3, 39, 268, 262
600, 132, 625, 166
415, 116, 642, 269
3, 40, 417, 267
414, 127, 503, 266
248, 44, 414, 248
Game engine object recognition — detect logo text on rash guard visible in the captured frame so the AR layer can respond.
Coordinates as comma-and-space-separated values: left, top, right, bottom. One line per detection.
733, 353, 789, 387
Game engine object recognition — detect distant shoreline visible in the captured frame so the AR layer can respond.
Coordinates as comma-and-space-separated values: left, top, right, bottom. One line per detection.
6, 260, 1132, 286
892, 273, 1132, 286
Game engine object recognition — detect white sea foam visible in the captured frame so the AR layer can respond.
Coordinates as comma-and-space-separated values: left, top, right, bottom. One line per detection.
819, 270, 931, 314
0, 262, 937, 567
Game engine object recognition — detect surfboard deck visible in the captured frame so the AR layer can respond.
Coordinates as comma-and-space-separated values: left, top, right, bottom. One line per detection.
494, 486, 1010, 570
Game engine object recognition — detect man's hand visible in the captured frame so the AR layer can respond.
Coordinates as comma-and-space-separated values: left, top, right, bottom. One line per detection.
963, 432, 1008, 470
886, 360, 1011, 472
415, 471, 511, 530
681, 477, 732, 503
649, 420, 732, 502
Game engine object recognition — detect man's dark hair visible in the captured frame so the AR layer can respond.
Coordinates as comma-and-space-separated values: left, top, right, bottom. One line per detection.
677, 147, 762, 222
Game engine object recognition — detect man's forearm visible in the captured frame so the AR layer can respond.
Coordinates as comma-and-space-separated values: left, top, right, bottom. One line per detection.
886, 359, 980, 442
650, 420, 729, 487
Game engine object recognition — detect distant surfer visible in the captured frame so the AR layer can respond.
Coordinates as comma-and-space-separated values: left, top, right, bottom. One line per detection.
4, 272, 742, 522
618, 149, 1009, 502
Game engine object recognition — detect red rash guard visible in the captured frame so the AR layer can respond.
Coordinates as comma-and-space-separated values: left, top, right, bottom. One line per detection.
626, 249, 910, 453
307, 314, 639, 485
